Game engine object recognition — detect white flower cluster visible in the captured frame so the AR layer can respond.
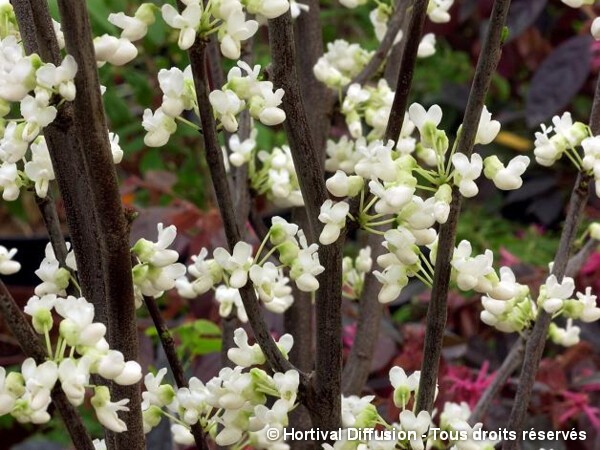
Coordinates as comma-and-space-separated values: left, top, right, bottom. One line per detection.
176, 216, 324, 321
328, 366, 490, 450
533, 112, 600, 197
142, 328, 299, 449
479, 267, 600, 346
210, 61, 286, 132
342, 247, 372, 299
0, 2, 123, 202
313, 40, 373, 89
132, 223, 186, 307
0, 294, 142, 431
319, 101, 529, 303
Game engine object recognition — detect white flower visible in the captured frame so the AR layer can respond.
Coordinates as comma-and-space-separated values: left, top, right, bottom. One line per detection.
58, 357, 91, 406
55, 296, 107, 347
0, 245, 20, 275
93, 35, 138, 66
142, 108, 177, 147
389, 367, 419, 408
20, 92, 57, 141
540, 275, 575, 314
24, 137, 55, 198
35, 55, 78, 101
374, 264, 408, 303
133, 223, 180, 267
0, 162, 20, 201
341, 395, 375, 427
0, 36, 36, 102
172, 423, 195, 445
218, 10, 258, 59
575, 287, 600, 322
162, 1, 202, 50
417, 33, 436, 58
561, 0, 594, 8
209, 89, 245, 132
245, 0, 290, 19
24, 294, 57, 334
108, 4, 155, 42
228, 129, 257, 167
399, 410, 431, 450
158, 65, 195, 117
427, 0, 454, 23
408, 102, 443, 145
451, 153, 483, 198
22, 358, 58, 412
354, 139, 397, 182
592, 17, 600, 40
0, 367, 22, 416
381, 227, 419, 266
549, 319, 580, 347
475, 106, 501, 145
0, 121, 28, 164
227, 328, 265, 367
451, 240, 494, 292
109, 132, 124, 164
93, 439, 107, 450
142, 368, 175, 409
369, 180, 414, 215
91, 386, 130, 433
489, 266, 519, 300
483, 155, 530, 191
290, 231, 325, 292
215, 285, 248, 322
214, 241, 254, 288
318, 200, 349, 245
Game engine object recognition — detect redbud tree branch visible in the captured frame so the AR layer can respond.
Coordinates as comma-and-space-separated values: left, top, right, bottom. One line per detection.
13, 0, 108, 326
341, 232, 386, 395
184, 38, 302, 381
143, 296, 209, 450
470, 237, 598, 426
415, 0, 512, 414
350, 0, 407, 88
268, 11, 345, 432
0, 281, 95, 450
384, 0, 429, 142
502, 73, 600, 444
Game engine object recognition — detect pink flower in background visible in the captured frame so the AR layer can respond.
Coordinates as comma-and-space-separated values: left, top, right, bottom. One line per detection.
343, 323, 357, 348
499, 247, 520, 267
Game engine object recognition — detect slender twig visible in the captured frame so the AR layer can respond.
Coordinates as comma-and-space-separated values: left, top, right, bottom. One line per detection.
342, 232, 386, 395
503, 73, 600, 449
35, 191, 69, 268
268, 11, 345, 433
350, 0, 406, 88
468, 337, 525, 425
185, 38, 301, 381
143, 296, 209, 450
384, 0, 429, 143
0, 281, 95, 450
415, 0, 512, 415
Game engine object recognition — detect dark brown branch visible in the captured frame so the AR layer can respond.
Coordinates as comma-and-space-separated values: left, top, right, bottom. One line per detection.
384, 0, 428, 143
350, 0, 406, 88
503, 182, 590, 449
468, 337, 525, 425
143, 296, 209, 450
14, 0, 110, 329
185, 39, 300, 380
415, 0, 511, 415
294, 0, 330, 157
268, 11, 345, 433
52, 1, 144, 447
342, 233, 386, 395
0, 281, 94, 450
503, 71, 600, 450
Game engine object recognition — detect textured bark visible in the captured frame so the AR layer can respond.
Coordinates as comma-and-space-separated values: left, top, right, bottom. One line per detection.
415, 0, 512, 414
269, 12, 345, 435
